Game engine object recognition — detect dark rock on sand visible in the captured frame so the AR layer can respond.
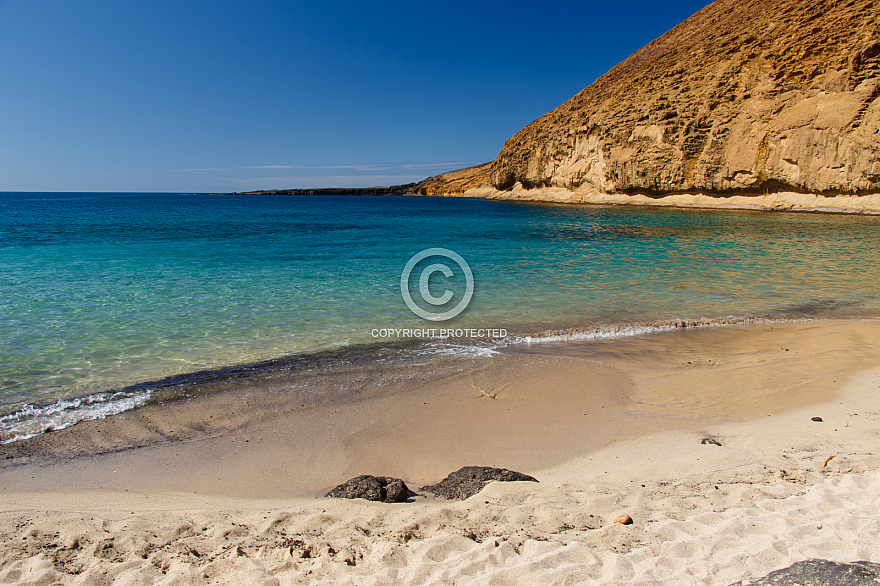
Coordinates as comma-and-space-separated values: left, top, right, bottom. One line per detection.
701, 437, 722, 446
423, 466, 538, 500
325, 475, 410, 503
729, 559, 880, 585
812, 416, 824, 422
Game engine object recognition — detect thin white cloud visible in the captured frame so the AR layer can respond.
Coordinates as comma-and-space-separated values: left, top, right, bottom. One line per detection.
174, 161, 482, 173
247, 164, 392, 171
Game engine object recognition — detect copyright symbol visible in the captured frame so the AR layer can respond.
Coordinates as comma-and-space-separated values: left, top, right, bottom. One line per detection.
400, 248, 474, 321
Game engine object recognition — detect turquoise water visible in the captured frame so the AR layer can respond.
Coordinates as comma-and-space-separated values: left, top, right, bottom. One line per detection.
2, 192, 880, 437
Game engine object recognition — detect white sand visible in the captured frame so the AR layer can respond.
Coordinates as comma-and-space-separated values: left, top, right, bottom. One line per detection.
1, 359, 880, 584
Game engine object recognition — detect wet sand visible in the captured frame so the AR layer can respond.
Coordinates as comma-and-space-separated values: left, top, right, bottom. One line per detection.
1, 320, 880, 584
0, 354, 635, 497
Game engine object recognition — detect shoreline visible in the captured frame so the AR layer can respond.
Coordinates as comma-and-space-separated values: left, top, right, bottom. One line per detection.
222, 184, 880, 216
2, 315, 873, 453
1, 319, 880, 583
2, 319, 880, 494
0, 315, 811, 446
466, 185, 880, 215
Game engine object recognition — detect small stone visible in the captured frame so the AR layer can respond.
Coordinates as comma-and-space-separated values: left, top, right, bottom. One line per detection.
614, 514, 633, 525
811, 416, 823, 422
701, 437, 722, 446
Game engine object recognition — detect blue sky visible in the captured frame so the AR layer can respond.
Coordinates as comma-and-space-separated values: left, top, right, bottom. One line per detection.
0, 0, 709, 192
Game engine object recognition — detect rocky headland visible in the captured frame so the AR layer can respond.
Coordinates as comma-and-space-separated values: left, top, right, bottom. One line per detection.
412, 163, 492, 196
238, 0, 879, 212
420, 0, 880, 212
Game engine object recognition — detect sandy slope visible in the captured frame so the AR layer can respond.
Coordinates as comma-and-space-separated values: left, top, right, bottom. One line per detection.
1, 322, 880, 584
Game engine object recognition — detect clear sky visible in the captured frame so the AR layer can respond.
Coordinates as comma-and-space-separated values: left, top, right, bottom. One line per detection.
0, 0, 709, 192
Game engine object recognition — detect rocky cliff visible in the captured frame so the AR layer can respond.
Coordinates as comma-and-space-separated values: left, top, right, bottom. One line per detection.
489, 0, 880, 198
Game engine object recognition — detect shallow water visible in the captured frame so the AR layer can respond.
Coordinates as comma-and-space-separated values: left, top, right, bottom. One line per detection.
2, 192, 879, 439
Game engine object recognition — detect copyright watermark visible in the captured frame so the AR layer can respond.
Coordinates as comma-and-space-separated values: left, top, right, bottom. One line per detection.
371, 328, 508, 339
400, 247, 474, 321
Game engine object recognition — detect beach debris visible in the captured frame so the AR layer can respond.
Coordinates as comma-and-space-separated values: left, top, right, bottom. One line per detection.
701, 437, 722, 446
822, 455, 836, 468
423, 466, 537, 500
778, 469, 808, 484
613, 514, 633, 525
325, 475, 411, 503
811, 416, 823, 422
728, 559, 880, 585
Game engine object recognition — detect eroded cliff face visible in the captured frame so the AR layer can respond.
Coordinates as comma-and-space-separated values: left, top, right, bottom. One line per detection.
490, 0, 880, 195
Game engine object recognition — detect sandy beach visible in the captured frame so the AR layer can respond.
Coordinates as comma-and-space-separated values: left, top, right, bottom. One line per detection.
464, 185, 880, 215
2, 0, 878, 582
1, 320, 879, 584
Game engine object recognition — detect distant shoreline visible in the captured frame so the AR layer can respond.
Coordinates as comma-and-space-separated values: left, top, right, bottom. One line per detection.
226, 183, 418, 196
226, 181, 880, 215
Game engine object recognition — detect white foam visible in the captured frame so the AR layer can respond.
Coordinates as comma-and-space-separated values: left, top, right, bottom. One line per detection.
432, 345, 500, 358
412, 342, 501, 359
0, 389, 153, 444
515, 316, 792, 344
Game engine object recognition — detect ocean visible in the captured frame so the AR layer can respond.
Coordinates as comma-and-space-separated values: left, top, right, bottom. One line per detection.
2, 192, 879, 442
